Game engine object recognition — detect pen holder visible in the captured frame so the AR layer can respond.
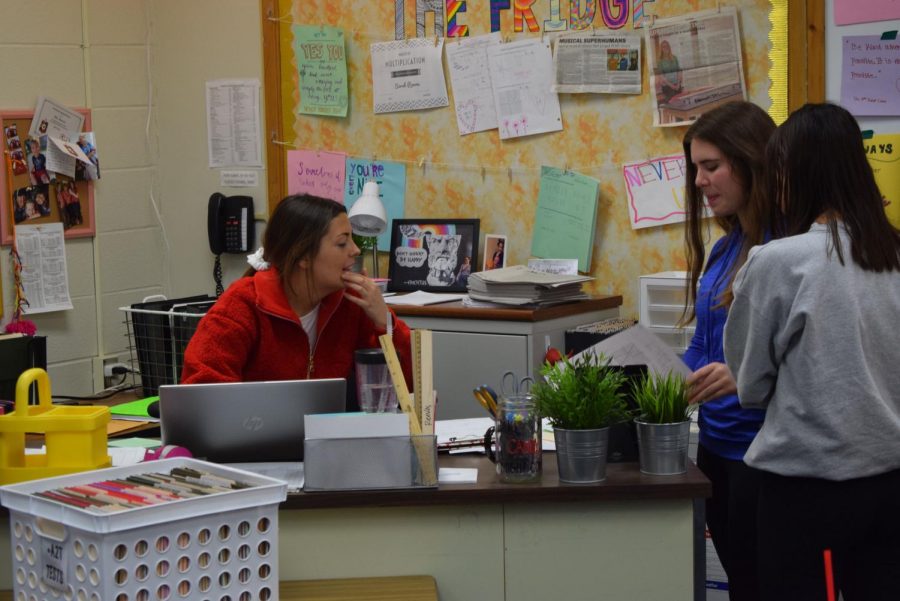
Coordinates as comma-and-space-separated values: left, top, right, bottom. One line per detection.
483, 394, 541, 483
0, 368, 111, 485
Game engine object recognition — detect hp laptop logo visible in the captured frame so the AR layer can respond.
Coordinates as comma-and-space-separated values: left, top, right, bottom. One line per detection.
242, 416, 264, 431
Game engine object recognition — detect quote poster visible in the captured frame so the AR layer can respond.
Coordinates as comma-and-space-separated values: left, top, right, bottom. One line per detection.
344, 158, 407, 250
286, 149, 346, 202
293, 25, 349, 117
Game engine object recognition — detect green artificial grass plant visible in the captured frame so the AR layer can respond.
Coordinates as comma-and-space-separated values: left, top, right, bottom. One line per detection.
533, 352, 631, 430
631, 371, 696, 424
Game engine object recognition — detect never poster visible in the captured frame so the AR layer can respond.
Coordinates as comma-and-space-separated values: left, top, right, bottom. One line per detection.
623, 153, 701, 229
371, 38, 449, 114
646, 8, 747, 127
293, 25, 349, 117
552, 31, 641, 94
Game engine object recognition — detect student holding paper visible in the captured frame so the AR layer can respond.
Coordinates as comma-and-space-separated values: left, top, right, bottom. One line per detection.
679, 100, 776, 601
182, 194, 413, 391
725, 103, 900, 600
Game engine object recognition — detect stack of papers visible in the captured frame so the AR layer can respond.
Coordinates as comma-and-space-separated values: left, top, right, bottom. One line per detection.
467, 265, 592, 306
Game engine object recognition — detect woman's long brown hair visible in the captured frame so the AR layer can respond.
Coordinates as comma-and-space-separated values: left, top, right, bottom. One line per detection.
679, 101, 776, 327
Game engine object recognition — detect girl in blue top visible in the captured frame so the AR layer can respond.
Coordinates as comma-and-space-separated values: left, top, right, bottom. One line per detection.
680, 101, 775, 601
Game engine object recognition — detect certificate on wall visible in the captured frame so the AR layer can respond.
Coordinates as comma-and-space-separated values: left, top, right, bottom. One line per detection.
487, 38, 563, 140
371, 38, 449, 114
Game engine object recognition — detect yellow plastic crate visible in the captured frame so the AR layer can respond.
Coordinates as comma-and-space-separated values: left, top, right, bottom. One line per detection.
0, 368, 110, 485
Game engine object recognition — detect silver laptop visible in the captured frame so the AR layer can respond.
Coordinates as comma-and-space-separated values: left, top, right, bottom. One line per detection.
159, 378, 346, 462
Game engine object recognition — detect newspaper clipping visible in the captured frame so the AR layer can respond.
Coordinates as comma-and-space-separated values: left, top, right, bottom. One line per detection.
646, 7, 747, 127
552, 31, 642, 94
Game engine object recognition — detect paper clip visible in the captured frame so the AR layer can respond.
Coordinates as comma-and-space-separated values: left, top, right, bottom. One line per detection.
507, 167, 513, 183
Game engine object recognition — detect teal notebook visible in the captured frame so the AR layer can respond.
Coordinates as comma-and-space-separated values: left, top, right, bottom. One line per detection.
109, 396, 158, 419
530, 166, 599, 273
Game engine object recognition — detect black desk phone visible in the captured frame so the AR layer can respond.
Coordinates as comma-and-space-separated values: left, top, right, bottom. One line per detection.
207, 192, 254, 255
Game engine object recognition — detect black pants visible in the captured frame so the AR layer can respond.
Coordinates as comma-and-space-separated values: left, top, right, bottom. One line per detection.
757, 468, 900, 601
697, 445, 761, 601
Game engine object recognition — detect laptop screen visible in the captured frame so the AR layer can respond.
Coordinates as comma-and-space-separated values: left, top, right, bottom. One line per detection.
159, 378, 346, 462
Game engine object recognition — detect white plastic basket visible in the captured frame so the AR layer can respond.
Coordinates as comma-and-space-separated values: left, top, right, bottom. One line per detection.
0, 458, 287, 601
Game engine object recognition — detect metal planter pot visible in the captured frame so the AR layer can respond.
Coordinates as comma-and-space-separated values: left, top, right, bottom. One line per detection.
553, 427, 610, 484
634, 418, 691, 475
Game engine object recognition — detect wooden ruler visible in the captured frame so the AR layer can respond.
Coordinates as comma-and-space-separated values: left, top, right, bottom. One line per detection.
412, 329, 435, 434
378, 334, 436, 485
378, 334, 420, 436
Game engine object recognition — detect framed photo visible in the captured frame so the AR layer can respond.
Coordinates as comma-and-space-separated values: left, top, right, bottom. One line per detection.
1, 109, 96, 246
483, 234, 507, 271
388, 219, 480, 292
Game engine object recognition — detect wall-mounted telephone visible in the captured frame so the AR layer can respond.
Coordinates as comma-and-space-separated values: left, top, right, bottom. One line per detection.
207, 193, 254, 255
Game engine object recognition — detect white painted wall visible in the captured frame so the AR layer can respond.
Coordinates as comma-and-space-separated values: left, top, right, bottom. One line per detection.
0, 1, 266, 397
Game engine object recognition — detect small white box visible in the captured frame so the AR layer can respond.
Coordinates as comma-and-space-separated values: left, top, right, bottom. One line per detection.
639, 272, 695, 354
0, 458, 287, 601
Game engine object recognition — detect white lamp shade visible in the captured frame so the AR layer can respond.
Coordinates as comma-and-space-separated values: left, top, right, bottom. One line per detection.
348, 181, 387, 236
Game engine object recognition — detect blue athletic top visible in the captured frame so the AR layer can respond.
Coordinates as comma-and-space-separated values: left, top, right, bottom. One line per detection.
682, 229, 766, 460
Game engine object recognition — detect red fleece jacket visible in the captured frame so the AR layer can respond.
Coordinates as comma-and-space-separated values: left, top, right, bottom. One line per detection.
180, 269, 413, 389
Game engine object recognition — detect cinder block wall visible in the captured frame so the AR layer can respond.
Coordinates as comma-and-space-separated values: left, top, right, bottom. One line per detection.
0, 1, 267, 396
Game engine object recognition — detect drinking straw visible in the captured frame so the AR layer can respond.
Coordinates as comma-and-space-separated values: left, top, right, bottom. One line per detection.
823, 549, 835, 601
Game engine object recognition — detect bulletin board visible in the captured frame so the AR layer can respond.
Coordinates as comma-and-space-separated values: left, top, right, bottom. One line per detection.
260, 0, 823, 318
0, 109, 96, 246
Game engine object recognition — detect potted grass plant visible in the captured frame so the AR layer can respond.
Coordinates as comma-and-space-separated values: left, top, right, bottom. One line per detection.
533, 352, 632, 484
632, 371, 695, 475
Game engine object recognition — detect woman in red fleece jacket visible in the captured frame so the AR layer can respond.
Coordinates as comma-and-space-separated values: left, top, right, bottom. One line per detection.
181, 194, 413, 393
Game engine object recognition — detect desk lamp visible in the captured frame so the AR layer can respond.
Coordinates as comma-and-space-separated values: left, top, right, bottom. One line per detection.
347, 181, 387, 278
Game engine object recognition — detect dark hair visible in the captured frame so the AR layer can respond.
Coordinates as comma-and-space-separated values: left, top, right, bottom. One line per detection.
766, 102, 900, 271
680, 101, 776, 325
245, 194, 347, 299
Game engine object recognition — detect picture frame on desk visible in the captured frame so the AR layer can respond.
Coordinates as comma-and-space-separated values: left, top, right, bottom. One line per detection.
387, 218, 479, 293
0, 109, 96, 246
483, 233, 507, 271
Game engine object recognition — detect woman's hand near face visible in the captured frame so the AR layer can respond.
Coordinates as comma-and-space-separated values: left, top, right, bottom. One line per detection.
687, 362, 737, 405
341, 268, 388, 330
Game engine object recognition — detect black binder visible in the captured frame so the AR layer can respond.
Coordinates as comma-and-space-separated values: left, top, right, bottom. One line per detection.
0, 335, 48, 404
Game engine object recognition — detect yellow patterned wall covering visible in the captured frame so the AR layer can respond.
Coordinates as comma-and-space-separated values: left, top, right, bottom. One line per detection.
279, 0, 773, 319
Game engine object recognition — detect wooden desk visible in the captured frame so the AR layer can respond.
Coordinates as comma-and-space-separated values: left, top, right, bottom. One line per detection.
392, 297, 622, 419
0, 454, 708, 601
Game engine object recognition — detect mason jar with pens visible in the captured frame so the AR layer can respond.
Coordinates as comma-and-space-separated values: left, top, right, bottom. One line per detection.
481, 372, 541, 483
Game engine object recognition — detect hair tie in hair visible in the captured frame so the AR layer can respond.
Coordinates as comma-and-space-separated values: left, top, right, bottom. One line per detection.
247, 247, 270, 271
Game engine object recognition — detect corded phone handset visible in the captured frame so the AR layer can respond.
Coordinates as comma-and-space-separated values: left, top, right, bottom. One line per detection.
208, 192, 254, 254
207, 193, 254, 296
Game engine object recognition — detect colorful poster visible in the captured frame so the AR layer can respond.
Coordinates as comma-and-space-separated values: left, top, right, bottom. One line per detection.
293, 25, 349, 117
865, 133, 900, 228
344, 158, 407, 250
286, 149, 346, 202
623, 154, 697, 229
835, 0, 900, 25
841, 36, 900, 116
530, 166, 599, 272
371, 38, 449, 114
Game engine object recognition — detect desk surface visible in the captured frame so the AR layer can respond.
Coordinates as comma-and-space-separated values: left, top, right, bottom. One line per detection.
284, 453, 710, 510
390, 295, 622, 322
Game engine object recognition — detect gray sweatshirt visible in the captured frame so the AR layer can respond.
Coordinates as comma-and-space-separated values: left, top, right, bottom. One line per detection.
724, 222, 900, 480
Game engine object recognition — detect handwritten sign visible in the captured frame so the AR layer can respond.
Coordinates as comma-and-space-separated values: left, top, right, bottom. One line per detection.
623, 154, 690, 229
841, 36, 900, 116
286, 149, 346, 202
344, 158, 406, 250
293, 25, 348, 117
865, 133, 900, 228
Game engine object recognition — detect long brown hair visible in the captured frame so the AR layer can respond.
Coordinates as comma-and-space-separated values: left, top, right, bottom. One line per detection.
244, 194, 347, 300
767, 102, 900, 271
679, 101, 776, 326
